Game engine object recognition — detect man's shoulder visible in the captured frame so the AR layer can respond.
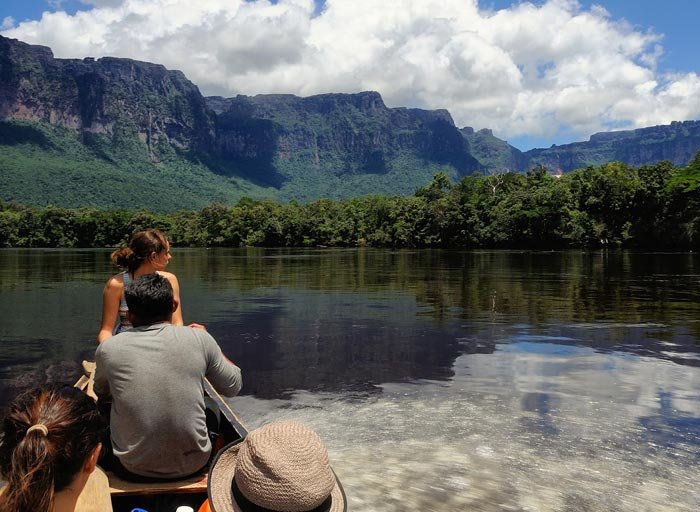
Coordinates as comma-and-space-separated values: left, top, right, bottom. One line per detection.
96, 334, 119, 355
97, 329, 143, 356
169, 325, 217, 343
166, 326, 221, 356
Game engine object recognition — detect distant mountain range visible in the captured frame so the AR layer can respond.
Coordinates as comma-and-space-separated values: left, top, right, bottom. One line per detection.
464, 122, 700, 173
1, 35, 699, 210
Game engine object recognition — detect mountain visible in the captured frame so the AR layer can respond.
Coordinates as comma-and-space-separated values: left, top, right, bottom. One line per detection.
0, 35, 481, 209
0, 36, 268, 210
458, 122, 700, 174
0, 36, 214, 151
207, 92, 481, 199
459, 127, 524, 171
520, 121, 700, 171
0, 34, 699, 211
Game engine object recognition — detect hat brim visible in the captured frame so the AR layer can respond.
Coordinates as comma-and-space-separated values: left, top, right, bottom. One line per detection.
208, 440, 347, 512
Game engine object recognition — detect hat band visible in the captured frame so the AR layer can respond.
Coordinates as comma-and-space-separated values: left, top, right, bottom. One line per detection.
232, 478, 332, 512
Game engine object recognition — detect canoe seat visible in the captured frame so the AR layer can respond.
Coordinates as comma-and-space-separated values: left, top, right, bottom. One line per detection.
105, 468, 209, 496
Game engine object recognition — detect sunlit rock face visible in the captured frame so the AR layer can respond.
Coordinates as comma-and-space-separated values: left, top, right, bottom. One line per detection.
461, 122, 700, 173
522, 121, 700, 171
0, 35, 215, 155
208, 91, 481, 179
0, 35, 481, 180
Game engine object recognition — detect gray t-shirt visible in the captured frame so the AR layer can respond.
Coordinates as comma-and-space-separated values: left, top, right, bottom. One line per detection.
94, 322, 242, 478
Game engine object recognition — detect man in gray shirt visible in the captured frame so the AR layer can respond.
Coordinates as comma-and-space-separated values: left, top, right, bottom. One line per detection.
94, 273, 242, 479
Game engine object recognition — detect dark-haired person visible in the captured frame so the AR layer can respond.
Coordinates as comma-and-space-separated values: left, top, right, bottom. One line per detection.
98, 229, 185, 342
94, 273, 242, 480
0, 385, 110, 512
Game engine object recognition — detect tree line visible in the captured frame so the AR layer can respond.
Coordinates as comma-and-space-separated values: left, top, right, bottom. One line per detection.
2, 156, 700, 249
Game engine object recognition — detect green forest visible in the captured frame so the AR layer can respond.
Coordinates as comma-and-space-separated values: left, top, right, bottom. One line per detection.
2, 154, 700, 249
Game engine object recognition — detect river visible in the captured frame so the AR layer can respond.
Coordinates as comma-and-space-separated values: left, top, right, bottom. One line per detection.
1, 249, 699, 510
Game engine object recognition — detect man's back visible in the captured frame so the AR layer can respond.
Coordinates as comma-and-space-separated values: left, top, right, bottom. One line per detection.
94, 322, 242, 478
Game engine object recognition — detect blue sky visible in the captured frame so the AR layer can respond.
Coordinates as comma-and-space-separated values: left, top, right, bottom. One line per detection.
1, 0, 699, 150
0, 0, 327, 20
1, 0, 82, 23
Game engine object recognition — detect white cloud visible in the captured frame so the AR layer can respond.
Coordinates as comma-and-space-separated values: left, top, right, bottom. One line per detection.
2, 0, 699, 142
47, 0, 66, 10
1, 17, 16, 30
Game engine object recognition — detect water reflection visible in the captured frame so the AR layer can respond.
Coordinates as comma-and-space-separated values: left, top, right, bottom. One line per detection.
520, 392, 560, 436
1, 249, 700, 509
231, 345, 700, 511
639, 391, 700, 458
2, 249, 700, 401
211, 302, 462, 398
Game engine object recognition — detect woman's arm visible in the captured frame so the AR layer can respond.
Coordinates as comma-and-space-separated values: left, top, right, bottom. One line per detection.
165, 272, 184, 326
97, 276, 123, 342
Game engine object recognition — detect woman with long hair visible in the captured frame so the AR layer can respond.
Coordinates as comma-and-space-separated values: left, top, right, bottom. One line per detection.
97, 229, 185, 342
0, 385, 104, 512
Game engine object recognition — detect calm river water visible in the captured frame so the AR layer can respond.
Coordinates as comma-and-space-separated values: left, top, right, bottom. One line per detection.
1, 249, 699, 511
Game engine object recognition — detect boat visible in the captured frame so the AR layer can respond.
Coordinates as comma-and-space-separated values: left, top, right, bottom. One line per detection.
74, 361, 247, 512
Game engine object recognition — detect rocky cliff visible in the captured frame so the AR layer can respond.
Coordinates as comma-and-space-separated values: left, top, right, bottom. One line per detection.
459, 127, 524, 171
0, 35, 482, 204
521, 121, 700, 171
0, 36, 214, 159
207, 91, 481, 186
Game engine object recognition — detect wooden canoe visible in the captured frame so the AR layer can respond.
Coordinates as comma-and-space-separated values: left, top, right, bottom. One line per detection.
74, 361, 247, 512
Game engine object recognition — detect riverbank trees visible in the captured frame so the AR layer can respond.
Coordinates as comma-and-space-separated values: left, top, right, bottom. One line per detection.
2, 157, 699, 249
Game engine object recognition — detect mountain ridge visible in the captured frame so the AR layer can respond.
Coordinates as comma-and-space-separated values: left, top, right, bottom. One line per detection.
1, 34, 699, 210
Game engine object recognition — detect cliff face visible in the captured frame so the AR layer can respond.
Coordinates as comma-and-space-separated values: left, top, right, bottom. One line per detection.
522, 121, 700, 171
459, 127, 524, 171
208, 91, 481, 180
0, 36, 214, 157
0, 38, 83, 130
1, 33, 700, 209
0, 35, 481, 198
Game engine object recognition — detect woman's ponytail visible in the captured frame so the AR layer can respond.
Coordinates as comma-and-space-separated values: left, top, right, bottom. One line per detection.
111, 229, 169, 274
110, 246, 136, 272
0, 386, 103, 512
0, 431, 55, 512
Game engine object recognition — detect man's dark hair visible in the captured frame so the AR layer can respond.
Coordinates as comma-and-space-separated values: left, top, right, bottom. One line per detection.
124, 273, 174, 326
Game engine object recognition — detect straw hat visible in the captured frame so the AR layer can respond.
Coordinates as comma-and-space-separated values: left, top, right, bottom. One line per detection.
208, 420, 346, 512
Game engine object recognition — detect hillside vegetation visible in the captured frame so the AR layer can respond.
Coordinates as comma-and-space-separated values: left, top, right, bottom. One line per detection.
0, 120, 271, 210
3, 155, 700, 249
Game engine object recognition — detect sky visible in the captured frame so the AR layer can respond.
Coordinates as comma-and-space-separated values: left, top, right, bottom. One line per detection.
1, 0, 699, 150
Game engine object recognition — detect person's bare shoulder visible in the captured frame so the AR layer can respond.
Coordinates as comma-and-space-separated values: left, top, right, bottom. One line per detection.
104, 273, 125, 291
157, 271, 178, 281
